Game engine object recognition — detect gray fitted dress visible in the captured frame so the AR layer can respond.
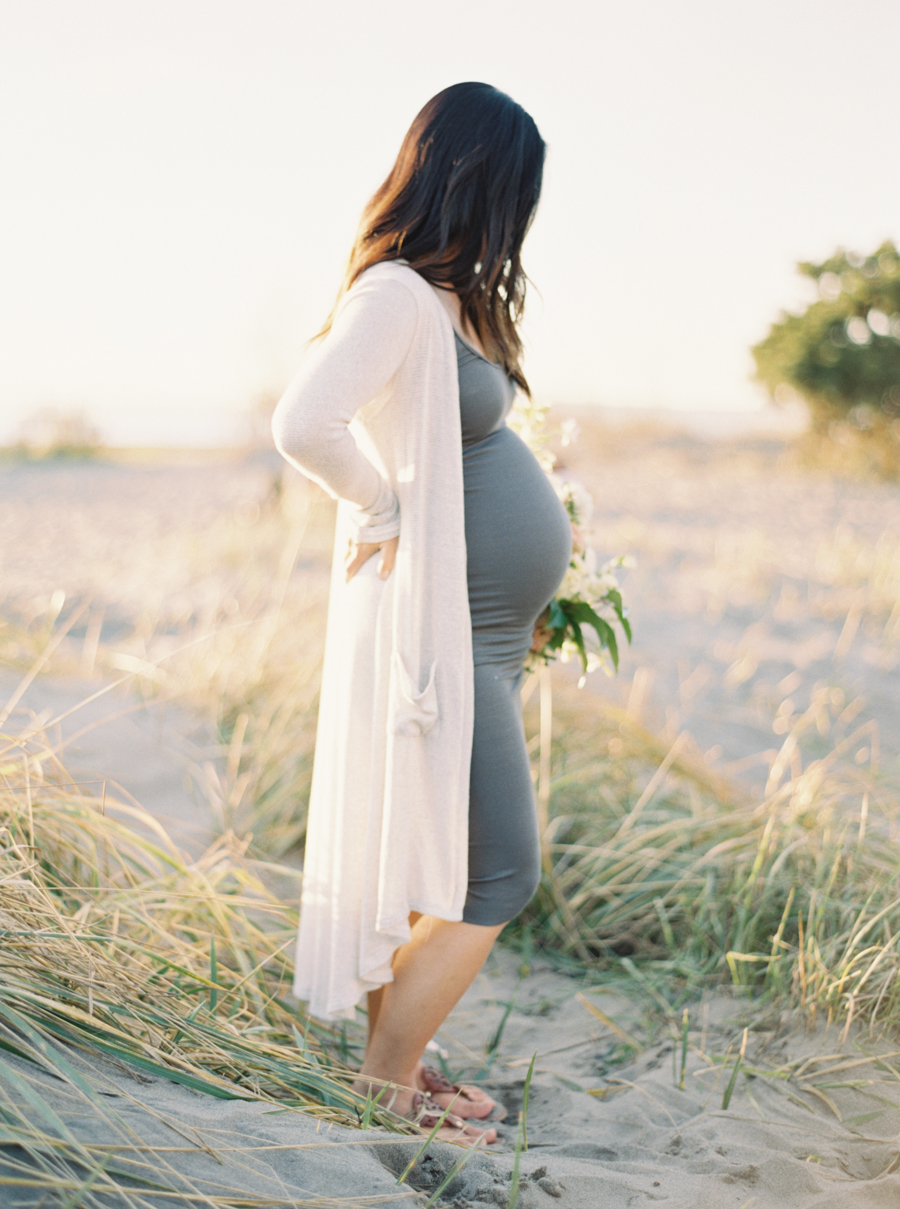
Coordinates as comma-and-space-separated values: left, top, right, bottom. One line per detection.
457, 332, 572, 925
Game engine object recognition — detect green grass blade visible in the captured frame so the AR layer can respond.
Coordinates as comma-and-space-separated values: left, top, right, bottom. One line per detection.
722, 1028, 748, 1110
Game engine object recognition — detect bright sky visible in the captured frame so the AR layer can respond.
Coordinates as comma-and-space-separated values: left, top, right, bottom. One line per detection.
1, 0, 897, 445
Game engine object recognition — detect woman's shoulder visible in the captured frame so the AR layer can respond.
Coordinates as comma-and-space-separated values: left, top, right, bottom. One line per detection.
336, 262, 449, 350
351, 260, 439, 308
330, 263, 425, 351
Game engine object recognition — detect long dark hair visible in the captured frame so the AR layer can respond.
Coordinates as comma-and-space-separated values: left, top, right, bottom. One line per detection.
324, 82, 545, 394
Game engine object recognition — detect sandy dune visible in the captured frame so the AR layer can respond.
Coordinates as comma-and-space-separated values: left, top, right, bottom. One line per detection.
3, 920, 900, 1206
2, 435, 895, 781
558, 424, 900, 782
438, 946, 900, 1207
3, 669, 899, 1206
3, 435, 900, 1205
0, 670, 215, 855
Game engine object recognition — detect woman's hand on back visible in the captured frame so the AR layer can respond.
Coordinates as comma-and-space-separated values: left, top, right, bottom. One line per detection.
345, 535, 399, 583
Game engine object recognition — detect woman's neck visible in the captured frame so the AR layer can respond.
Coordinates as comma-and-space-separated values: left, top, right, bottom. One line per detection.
429, 285, 488, 359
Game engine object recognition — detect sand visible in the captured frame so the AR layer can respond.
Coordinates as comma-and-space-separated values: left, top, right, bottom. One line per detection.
3, 437, 895, 781
0, 670, 215, 855
3, 435, 900, 1204
555, 422, 900, 783
4, 918, 900, 1206
435, 946, 900, 1207
3, 669, 900, 1206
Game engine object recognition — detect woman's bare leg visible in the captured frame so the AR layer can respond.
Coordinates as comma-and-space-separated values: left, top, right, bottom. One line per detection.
356, 914, 504, 1140
365, 916, 497, 1118
365, 911, 422, 1043
366, 985, 386, 1038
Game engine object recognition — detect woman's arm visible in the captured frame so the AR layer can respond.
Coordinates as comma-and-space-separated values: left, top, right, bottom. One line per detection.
271, 274, 418, 544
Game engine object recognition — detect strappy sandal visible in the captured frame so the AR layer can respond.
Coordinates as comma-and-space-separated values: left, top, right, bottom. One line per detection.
419, 1064, 508, 1122
410, 1093, 496, 1144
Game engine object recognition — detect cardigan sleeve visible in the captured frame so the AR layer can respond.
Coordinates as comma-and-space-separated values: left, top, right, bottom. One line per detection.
272, 274, 418, 543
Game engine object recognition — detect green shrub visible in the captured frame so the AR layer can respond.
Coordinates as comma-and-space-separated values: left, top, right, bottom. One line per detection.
752, 242, 900, 472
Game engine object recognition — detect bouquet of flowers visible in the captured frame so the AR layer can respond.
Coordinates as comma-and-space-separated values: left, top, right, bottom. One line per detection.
509, 403, 633, 682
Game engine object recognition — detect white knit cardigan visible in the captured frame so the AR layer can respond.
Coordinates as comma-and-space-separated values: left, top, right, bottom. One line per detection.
272, 261, 473, 1020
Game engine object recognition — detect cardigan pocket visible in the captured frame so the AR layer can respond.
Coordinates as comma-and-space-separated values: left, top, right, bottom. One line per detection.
390, 652, 439, 737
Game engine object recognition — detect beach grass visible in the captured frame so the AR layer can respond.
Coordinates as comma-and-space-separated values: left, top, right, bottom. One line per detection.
0, 709, 424, 1203
5, 436, 900, 1047
132, 487, 900, 1042
4, 423, 900, 1194
516, 674, 900, 1036
16, 585, 900, 1051
0, 721, 386, 1113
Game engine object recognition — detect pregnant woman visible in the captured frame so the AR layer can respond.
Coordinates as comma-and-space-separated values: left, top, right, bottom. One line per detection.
272, 82, 571, 1144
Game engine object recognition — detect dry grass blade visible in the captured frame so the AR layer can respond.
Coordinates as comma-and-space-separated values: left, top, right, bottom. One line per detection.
516, 678, 900, 1034
574, 994, 640, 1049
0, 721, 417, 1205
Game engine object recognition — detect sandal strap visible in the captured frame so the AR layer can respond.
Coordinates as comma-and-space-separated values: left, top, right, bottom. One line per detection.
420, 1064, 503, 1116
419, 1064, 458, 1095
411, 1092, 466, 1131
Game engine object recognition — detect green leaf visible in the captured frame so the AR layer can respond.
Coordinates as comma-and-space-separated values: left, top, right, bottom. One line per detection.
605, 589, 632, 643
547, 599, 568, 630
569, 619, 588, 672
594, 619, 619, 670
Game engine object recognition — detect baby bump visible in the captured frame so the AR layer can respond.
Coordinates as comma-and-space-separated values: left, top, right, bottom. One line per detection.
463, 427, 572, 669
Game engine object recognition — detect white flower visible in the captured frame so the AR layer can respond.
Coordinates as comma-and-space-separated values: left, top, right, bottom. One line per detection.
550, 476, 594, 525
578, 650, 609, 688
567, 480, 594, 524
503, 395, 632, 678
557, 544, 624, 605
559, 418, 581, 447
560, 563, 589, 599
591, 571, 619, 594
559, 641, 578, 663
508, 397, 556, 472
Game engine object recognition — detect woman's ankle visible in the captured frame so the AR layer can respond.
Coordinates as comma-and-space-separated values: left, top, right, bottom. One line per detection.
352, 1072, 418, 1117
358, 1056, 418, 1091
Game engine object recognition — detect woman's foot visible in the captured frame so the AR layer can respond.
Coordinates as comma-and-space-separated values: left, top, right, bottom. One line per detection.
412, 1093, 498, 1146
353, 1078, 497, 1146
414, 1062, 506, 1121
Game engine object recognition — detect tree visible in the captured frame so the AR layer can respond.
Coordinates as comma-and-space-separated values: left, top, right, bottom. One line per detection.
752, 241, 900, 434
